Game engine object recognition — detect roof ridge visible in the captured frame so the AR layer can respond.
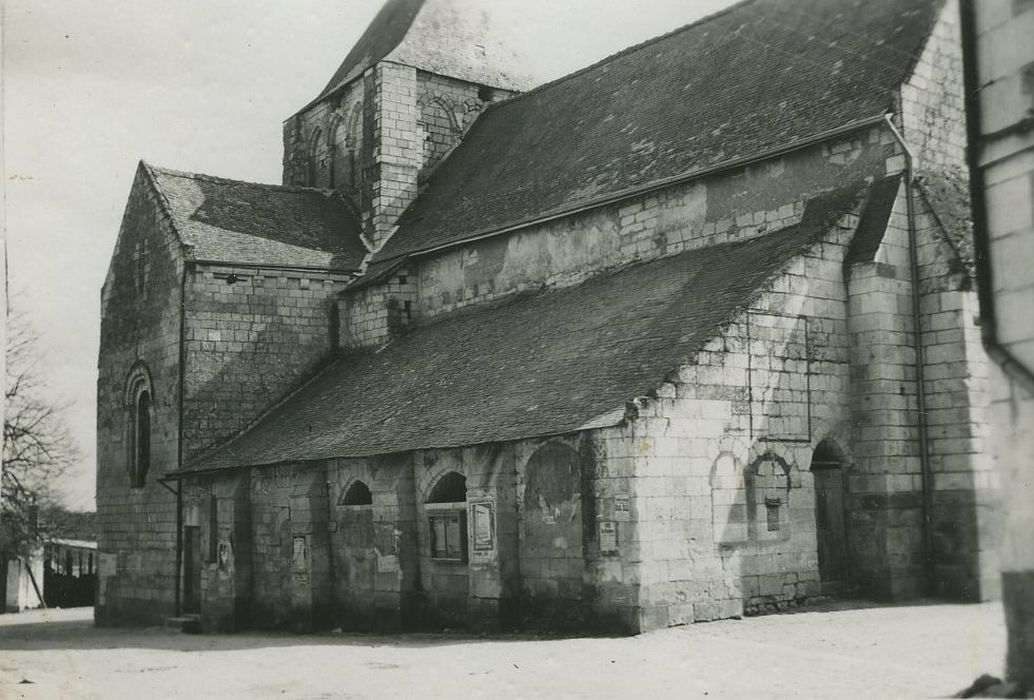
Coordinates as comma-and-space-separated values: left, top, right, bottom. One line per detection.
146, 163, 339, 197
479, 0, 759, 111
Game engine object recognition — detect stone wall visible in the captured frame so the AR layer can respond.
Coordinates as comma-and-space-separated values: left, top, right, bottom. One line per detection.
900, 0, 968, 174
914, 192, 998, 600
619, 216, 859, 630
413, 127, 894, 320
844, 184, 931, 599
188, 431, 644, 634
326, 454, 419, 631
181, 265, 351, 460
344, 126, 898, 354
367, 63, 421, 249
95, 166, 183, 625
340, 265, 417, 349
415, 71, 512, 181
282, 80, 366, 195
225, 463, 334, 632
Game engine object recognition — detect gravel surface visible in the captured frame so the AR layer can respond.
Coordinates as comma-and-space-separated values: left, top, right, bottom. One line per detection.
0, 600, 1005, 699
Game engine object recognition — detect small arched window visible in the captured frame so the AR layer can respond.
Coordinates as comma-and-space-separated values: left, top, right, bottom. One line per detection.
746, 454, 791, 537
425, 471, 467, 561
125, 365, 154, 488
426, 471, 466, 504
339, 480, 373, 506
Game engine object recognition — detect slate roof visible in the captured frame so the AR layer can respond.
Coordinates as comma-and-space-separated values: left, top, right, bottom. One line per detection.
311, 0, 531, 106
146, 164, 367, 271
183, 182, 873, 473
372, 0, 943, 267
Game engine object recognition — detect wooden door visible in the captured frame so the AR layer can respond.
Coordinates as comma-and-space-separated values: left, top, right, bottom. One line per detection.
813, 466, 848, 588
182, 526, 202, 614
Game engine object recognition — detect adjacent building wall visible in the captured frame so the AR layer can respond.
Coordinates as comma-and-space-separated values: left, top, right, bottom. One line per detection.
966, 0, 1034, 687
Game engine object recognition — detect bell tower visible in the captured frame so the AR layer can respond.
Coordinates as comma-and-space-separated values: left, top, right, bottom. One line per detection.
283, 0, 533, 250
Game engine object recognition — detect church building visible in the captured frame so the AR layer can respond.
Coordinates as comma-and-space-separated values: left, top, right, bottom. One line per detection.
96, 0, 997, 634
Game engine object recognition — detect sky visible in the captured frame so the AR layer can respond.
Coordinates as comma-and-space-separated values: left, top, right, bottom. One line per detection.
3, 0, 735, 511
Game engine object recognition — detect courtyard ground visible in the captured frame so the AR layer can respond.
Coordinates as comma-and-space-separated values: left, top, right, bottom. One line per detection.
0, 600, 1005, 699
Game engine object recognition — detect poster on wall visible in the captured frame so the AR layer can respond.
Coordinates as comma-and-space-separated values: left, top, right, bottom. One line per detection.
291, 536, 307, 572
471, 501, 495, 552
599, 521, 618, 555
614, 494, 631, 521
218, 541, 233, 573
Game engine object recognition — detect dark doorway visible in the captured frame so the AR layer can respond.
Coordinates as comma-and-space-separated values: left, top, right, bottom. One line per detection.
183, 526, 202, 614
812, 440, 849, 593
0, 559, 7, 612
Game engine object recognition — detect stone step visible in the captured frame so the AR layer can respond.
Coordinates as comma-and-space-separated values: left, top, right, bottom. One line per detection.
164, 615, 201, 634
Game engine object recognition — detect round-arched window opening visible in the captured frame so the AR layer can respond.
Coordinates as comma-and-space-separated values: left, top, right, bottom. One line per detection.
135, 391, 151, 487
812, 438, 845, 470
125, 364, 154, 489
339, 480, 373, 506
425, 471, 467, 561
426, 471, 466, 504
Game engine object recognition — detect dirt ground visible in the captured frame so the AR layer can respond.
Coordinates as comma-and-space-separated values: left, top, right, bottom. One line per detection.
0, 600, 1005, 699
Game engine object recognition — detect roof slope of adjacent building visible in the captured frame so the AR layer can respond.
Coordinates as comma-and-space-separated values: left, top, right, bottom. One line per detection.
146, 164, 367, 271
311, 0, 531, 106
184, 182, 877, 473
372, 0, 942, 266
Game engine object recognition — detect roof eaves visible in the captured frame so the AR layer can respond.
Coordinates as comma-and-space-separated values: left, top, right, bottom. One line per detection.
190, 259, 361, 275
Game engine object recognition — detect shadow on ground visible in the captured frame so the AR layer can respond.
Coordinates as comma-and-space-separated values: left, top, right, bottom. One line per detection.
0, 608, 616, 652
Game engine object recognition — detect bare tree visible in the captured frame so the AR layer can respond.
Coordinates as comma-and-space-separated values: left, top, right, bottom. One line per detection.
1, 314, 79, 556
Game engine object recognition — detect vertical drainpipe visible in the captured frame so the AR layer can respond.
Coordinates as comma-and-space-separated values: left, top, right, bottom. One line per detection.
884, 114, 936, 596
174, 262, 188, 616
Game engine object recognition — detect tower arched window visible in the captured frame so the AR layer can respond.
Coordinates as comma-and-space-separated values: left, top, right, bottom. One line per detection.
125, 365, 154, 488
330, 103, 362, 194
307, 127, 326, 187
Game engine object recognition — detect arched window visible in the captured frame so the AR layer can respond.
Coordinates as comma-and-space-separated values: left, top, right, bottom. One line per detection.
746, 454, 791, 538
425, 471, 467, 561
417, 91, 460, 172
330, 103, 362, 193
427, 471, 466, 504
710, 452, 748, 544
339, 480, 373, 506
125, 365, 153, 488
307, 127, 325, 187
